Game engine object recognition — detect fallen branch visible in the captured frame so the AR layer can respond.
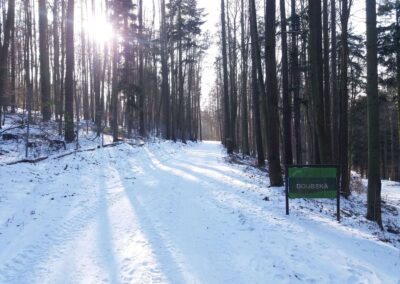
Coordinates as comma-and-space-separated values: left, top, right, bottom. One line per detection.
3, 141, 140, 165
7, 156, 48, 165
0, 125, 24, 135
54, 148, 97, 159
54, 142, 122, 159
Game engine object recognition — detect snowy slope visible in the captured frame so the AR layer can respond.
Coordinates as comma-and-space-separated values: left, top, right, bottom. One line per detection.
0, 141, 399, 283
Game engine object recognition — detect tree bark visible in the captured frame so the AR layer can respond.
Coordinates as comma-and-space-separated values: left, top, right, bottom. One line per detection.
53, 0, 61, 121
161, 0, 170, 139
291, 0, 302, 164
10, 5, 16, 113
331, 0, 339, 163
221, 0, 232, 153
280, 0, 292, 166
39, 0, 52, 121
309, 0, 331, 163
64, 0, 75, 142
366, 0, 382, 226
138, 0, 145, 137
323, 0, 332, 156
339, 0, 350, 196
240, 0, 249, 155
249, 0, 265, 166
265, 0, 283, 186
0, 0, 15, 126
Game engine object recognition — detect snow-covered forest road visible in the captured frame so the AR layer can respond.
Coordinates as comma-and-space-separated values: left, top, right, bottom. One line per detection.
0, 141, 399, 283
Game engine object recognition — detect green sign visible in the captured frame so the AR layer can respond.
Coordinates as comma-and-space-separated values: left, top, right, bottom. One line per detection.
287, 167, 338, 199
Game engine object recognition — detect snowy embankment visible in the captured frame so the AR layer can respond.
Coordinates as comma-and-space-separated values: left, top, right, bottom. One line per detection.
0, 127, 400, 283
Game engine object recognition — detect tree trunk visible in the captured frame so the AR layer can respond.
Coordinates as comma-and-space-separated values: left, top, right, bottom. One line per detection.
111, 32, 119, 142
240, 0, 249, 155
291, 0, 302, 164
339, 0, 350, 196
265, 0, 283, 186
81, 0, 89, 121
39, 0, 52, 121
53, 0, 61, 121
323, 0, 332, 157
331, 0, 339, 163
309, 0, 330, 163
177, 3, 186, 142
221, 0, 232, 153
161, 0, 170, 139
138, 0, 145, 137
0, 0, 15, 127
366, 0, 382, 227
249, 0, 265, 166
396, 3, 400, 152
10, 5, 16, 114
64, 0, 75, 142
280, 0, 292, 166
24, 0, 33, 157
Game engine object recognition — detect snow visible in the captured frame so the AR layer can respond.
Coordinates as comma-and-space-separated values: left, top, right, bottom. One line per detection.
1, 123, 400, 282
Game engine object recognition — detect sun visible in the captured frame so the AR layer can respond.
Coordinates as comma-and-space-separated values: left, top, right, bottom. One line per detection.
85, 16, 114, 44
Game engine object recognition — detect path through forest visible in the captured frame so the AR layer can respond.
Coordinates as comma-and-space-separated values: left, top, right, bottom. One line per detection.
0, 141, 399, 283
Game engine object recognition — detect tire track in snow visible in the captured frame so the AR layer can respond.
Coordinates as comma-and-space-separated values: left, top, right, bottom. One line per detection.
0, 190, 125, 283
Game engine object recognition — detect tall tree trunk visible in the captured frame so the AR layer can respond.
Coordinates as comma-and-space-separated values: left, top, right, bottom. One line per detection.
59, 0, 66, 136
280, 0, 292, 166
0, 0, 15, 127
24, 0, 33, 157
161, 0, 170, 139
10, 6, 16, 114
81, 0, 89, 121
323, 0, 332, 155
178, 3, 186, 142
366, 0, 382, 227
265, 0, 283, 186
291, 0, 302, 164
396, 2, 400, 151
53, 0, 61, 121
228, 2, 238, 151
39, 0, 51, 121
331, 0, 339, 163
240, 0, 249, 155
111, 32, 119, 142
249, 0, 265, 166
221, 0, 232, 153
64, 0, 75, 142
309, 0, 330, 163
339, 0, 350, 196
138, 0, 145, 136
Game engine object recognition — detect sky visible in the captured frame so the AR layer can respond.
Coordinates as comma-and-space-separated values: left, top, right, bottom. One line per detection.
198, 0, 367, 109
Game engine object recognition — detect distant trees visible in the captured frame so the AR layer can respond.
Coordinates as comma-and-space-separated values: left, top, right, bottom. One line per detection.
208, 0, 400, 226
0, 0, 398, 228
0, 0, 206, 143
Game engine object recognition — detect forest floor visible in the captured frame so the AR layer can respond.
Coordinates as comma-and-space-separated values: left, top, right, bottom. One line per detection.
0, 114, 400, 283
